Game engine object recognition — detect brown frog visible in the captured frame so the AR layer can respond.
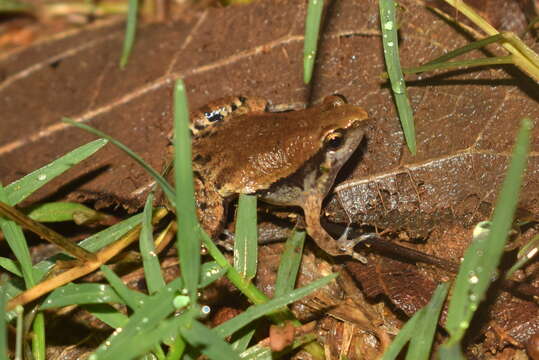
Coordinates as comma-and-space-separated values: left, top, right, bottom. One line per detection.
186, 95, 369, 259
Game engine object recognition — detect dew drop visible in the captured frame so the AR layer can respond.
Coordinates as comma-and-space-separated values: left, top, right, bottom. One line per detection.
469, 274, 479, 284
37, 174, 47, 181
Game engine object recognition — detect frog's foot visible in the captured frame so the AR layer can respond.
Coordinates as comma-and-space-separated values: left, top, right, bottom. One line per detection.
304, 205, 368, 262
335, 233, 376, 264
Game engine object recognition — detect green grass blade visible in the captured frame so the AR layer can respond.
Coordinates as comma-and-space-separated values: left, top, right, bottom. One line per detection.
423, 34, 505, 66
443, 118, 533, 349
62, 119, 176, 206
173, 79, 201, 303
83, 304, 129, 329
119, 0, 138, 68
96, 313, 190, 360
506, 233, 539, 278
30, 213, 143, 283
382, 310, 423, 359
438, 342, 465, 360
14, 306, 23, 360
303, 0, 324, 84
100, 265, 146, 310
25, 202, 111, 224
274, 229, 305, 297
32, 312, 46, 360
0, 257, 22, 277
179, 319, 240, 360
402, 56, 513, 76
379, 0, 416, 155
231, 323, 256, 353
41, 283, 125, 309
0, 277, 7, 360
140, 193, 165, 294
199, 261, 226, 288
405, 282, 450, 360
5, 139, 108, 205
215, 273, 337, 337
165, 336, 186, 360
0, 183, 35, 288
91, 278, 183, 359
234, 194, 258, 281
0, 201, 96, 262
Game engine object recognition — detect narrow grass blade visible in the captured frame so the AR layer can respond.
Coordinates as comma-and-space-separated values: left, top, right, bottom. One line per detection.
119, 0, 138, 68
0, 201, 96, 262
98, 314, 189, 360
405, 282, 450, 360
234, 194, 258, 281
215, 273, 338, 337
402, 56, 513, 76
6, 210, 167, 312
32, 312, 46, 360
25, 202, 112, 225
0, 257, 22, 277
199, 261, 226, 288
0, 277, 7, 360
303, 0, 324, 84
5, 139, 108, 205
231, 323, 256, 353
100, 265, 146, 310
179, 319, 240, 360
0, 184, 35, 288
443, 119, 533, 350
199, 229, 294, 325
83, 304, 129, 329
379, 0, 416, 154
506, 233, 539, 278
62, 118, 176, 206
91, 278, 183, 359
40, 283, 125, 309
442, 0, 539, 82
165, 336, 186, 360
173, 80, 200, 303
274, 229, 305, 297
140, 193, 165, 294
423, 34, 505, 66
15, 306, 23, 360
31, 213, 143, 283
382, 309, 423, 359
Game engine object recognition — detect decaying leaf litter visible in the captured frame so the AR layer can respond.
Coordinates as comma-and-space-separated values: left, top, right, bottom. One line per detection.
0, 0, 538, 358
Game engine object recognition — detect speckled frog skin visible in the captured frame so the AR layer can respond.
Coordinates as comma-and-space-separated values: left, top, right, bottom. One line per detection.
183, 95, 369, 257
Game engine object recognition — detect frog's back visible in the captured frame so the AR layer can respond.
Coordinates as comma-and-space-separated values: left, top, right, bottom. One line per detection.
191, 99, 368, 197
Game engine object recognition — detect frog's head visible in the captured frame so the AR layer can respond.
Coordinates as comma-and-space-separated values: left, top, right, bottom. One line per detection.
307, 95, 369, 198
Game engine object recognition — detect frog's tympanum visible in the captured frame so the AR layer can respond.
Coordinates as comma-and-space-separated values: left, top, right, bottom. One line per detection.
185, 95, 369, 258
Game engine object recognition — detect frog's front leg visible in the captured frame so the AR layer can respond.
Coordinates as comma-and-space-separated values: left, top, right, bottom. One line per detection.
303, 196, 367, 263
194, 176, 226, 238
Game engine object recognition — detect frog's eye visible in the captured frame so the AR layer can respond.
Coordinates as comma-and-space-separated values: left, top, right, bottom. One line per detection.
204, 110, 225, 123
324, 130, 345, 150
